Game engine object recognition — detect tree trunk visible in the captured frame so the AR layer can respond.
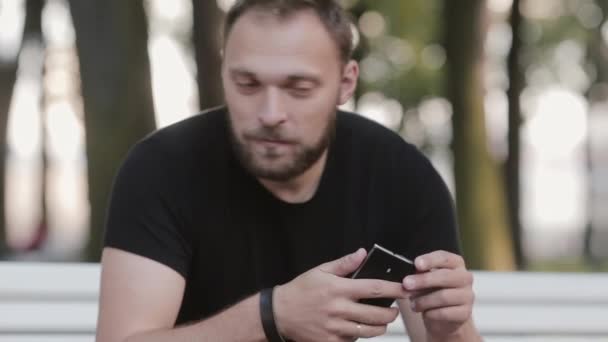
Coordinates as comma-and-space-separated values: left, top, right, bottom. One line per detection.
192, 0, 224, 109
444, 0, 515, 270
505, 0, 525, 269
68, 0, 156, 261
583, 0, 608, 267
588, 1, 608, 87
0, 54, 17, 257
29, 0, 48, 252
0, 63, 15, 257
35, 51, 49, 251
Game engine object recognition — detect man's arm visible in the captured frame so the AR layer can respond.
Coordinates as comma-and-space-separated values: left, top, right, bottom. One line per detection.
97, 247, 407, 342
96, 247, 267, 342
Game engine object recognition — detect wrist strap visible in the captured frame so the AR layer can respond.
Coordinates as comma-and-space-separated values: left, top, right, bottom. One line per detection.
260, 287, 286, 342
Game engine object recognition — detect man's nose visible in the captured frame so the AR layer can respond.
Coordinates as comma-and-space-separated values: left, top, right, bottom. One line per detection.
258, 87, 287, 127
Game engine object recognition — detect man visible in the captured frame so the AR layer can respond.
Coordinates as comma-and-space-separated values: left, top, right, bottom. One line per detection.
96, 0, 480, 341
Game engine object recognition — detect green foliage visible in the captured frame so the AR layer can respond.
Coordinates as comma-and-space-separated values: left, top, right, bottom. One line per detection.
354, 0, 445, 108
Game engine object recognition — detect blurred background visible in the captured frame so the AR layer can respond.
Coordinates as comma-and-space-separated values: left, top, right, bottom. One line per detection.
0, 0, 606, 271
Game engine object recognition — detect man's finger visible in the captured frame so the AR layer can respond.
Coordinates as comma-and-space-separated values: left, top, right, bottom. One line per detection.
347, 278, 409, 301
319, 248, 367, 277
414, 250, 464, 272
410, 288, 473, 312
407, 288, 435, 300
422, 305, 472, 324
403, 268, 473, 291
331, 320, 388, 339
337, 301, 400, 326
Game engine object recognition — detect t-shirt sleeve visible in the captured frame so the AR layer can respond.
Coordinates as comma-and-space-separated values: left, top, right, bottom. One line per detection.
103, 139, 192, 278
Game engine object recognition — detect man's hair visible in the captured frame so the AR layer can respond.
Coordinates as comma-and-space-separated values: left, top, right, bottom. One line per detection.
224, 0, 354, 64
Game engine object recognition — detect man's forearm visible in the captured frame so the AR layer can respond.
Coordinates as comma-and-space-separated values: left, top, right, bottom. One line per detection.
426, 318, 482, 342
124, 293, 267, 342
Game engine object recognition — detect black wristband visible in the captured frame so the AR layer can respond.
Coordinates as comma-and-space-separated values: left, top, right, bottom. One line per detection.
260, 287, 286, 342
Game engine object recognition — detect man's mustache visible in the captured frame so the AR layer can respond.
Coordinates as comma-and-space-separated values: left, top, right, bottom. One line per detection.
243, 128, 297, 144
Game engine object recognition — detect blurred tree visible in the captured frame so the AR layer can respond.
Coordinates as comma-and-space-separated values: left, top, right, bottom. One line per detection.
589, 1, 608, 84
444, 0, 515, 270
583, 0, 608, 267
69, 0, 156, 261
357, 0, 444, 108
192, 0, 224, 109
347, 0, 370, 101
355, 0, 449, 154
505, 0, 525, 269
27, 0, 48, 252
0, 0, 45, 256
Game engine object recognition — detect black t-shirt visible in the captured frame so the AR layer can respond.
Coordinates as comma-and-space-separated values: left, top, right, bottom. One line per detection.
104, 106, 460, 325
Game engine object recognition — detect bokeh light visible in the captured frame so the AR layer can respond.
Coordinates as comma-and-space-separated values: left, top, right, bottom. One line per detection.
41, 0, 75, 49
358, 11, 386, 39
524, 87, 587, 159
357, 92, 403, 131
0, 0, 24, 62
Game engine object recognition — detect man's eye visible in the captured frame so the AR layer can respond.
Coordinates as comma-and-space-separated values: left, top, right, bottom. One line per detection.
236, 82, 260, 94
290, 87, 312, 97
237, 82, 258, 88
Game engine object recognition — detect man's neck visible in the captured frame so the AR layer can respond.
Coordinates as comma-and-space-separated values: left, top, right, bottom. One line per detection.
258, 150, 328, 204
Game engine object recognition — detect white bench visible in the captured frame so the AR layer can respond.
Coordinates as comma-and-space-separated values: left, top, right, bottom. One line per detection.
1, 262, 607, 341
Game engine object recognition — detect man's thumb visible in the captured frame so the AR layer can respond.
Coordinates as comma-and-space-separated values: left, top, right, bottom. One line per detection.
319, 248, 367, 277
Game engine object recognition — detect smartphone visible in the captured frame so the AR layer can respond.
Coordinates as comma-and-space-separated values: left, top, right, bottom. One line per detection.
350, 244, 416, 307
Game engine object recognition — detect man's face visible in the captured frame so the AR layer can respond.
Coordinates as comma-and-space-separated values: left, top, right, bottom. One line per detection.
222, 8, 357, 182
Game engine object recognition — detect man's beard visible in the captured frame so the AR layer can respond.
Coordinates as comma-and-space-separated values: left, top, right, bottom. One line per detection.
228, 113, 336, 182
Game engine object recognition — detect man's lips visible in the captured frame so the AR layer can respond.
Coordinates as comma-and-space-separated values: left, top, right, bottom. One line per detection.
249, 137, 293, 145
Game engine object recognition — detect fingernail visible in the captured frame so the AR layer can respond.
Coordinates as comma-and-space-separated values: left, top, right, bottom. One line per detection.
404, 276, 415, 289
416, 258, 426, 269
355, 248, 365, 258
410, 300, 416, 311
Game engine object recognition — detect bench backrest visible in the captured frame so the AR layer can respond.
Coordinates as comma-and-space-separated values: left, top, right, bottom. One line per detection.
1, 262, 607, 341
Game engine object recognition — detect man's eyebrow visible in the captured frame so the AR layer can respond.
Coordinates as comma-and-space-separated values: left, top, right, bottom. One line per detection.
228, 68, 256, 78
228, 68, 321, 85
285, 74, 321, 86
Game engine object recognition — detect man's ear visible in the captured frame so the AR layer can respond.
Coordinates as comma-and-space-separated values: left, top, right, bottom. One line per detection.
338, 60, 359, 105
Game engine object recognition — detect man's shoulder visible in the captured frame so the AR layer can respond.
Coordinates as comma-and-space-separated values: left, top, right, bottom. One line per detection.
336, 110, 424, 161
148, 106, 226, 144
134, 106, 227, 156
118, 106, 228, 179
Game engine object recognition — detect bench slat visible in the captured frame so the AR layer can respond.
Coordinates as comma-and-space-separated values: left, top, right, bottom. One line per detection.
385, 305, 608, 335
0, 263, 99, 300
0, 336, 94, 342
0, 302, 96, 332
6, 301, 605, 335
472, 305, 608, 334
1, 262, 608, 340
369, 337, 608, 342
1, 335, 607, 342
473, 271, 608, 303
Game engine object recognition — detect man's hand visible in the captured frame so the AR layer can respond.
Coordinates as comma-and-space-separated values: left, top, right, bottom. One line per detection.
274, 248, 408, 342
402, 250, 476, 340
